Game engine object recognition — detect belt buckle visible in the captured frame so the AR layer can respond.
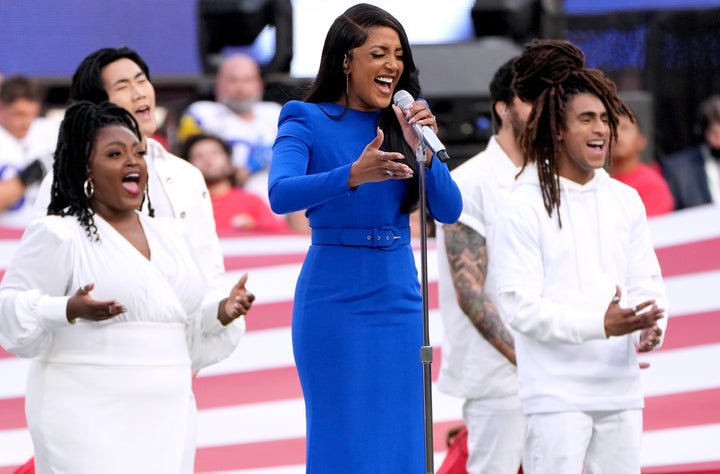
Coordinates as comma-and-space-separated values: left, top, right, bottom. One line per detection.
374, 226, 403, 250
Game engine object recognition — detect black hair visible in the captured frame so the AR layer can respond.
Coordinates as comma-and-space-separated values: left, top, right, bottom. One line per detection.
70, 47, 151, 104
697, 94, 720, 138
513, 39, 632, 223
304, 3, 422, 213
489, 57, 518, 134
48, 101, 149, 240
181, 133, 232, 162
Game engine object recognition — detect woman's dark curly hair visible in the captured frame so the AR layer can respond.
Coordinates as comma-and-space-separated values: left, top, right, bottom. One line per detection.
513, 39, 633, 224
304, 3, 422, 213
47, 101, 148, 240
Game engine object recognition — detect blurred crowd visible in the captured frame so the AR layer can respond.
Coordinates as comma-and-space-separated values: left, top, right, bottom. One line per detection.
2, 50, 719, 238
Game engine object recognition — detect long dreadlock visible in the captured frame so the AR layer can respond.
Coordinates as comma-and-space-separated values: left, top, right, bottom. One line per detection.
512, 39, 633, 225
47, 101, 151, 241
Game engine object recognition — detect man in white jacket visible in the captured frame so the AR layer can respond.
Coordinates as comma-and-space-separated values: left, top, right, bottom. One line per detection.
489, 39, 668, 474
436, 58, 530, 473
35, 47, 224, 290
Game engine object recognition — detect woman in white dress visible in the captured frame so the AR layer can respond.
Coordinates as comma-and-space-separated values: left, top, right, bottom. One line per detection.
0, 101, 255, 473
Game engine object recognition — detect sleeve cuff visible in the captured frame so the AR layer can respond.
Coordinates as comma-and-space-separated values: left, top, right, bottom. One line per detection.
575, 311, 608, 341
201, 289, 230, 334
38, 295, 71, 330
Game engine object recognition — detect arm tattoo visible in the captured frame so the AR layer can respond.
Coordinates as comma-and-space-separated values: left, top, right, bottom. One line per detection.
444, 221, 517, 365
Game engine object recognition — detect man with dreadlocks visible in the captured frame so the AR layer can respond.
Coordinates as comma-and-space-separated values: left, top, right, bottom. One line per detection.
488, 39, 669, 473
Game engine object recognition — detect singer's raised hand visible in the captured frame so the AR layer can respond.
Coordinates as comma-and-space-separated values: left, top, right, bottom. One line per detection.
66, 282, 126, 324
219, 273, 256, 326
392, 102, 438, 165
348, 127, 414, 188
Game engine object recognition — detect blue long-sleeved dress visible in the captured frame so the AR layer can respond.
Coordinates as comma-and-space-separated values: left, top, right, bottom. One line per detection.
269, 101, 462, 473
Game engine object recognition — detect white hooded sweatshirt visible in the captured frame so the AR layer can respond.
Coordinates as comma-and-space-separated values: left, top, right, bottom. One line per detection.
489, 165, 669, 414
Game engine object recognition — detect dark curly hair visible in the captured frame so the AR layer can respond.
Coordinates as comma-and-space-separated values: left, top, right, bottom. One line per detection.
47, 101, 151, 240
513, 39, 632, 224
304, 3, 422, 213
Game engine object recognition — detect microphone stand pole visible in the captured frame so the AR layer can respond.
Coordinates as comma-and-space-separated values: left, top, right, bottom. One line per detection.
415, 139, 434, 474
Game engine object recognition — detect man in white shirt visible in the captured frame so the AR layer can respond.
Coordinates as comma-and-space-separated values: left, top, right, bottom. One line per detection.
490, 39, 668, 474
0, 75, 57, 228
436, 58, 530, 473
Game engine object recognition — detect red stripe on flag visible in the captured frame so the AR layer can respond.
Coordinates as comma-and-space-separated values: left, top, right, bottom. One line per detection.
0, 228, 24, 239
244, 282, 439, 332
659, 311, 720, 351
193, 419, 463, 472
644, 388, 720, 431
245, 301, 293, 331
195, 437, 306, 471
192, 348, 443, 409
0, 396, 24, 430
642, 461, 720, 473
426, 281, 439, 309
656, 237, 720, 278
0, 467, 23, 474
224, 253, 306, 271
194, 367, 302, 408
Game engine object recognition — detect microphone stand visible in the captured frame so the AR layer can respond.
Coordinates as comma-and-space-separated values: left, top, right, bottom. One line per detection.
414, 137, 434, 474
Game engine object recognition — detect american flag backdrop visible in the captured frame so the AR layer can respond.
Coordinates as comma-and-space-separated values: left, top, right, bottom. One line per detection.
0, 204, 719, 473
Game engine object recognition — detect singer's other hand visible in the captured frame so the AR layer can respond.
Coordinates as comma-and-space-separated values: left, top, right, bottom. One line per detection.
66, 282, 126, 324
220, 273, 255, 326
392, 101, 437, 165
604, 286, 664, 337
348, 127, 414, 188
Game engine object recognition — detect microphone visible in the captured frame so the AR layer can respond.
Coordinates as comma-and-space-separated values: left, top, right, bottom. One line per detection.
393, 89, 450, 162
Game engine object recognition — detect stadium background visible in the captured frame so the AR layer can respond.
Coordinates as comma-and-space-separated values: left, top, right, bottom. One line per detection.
1, 1, 720, 472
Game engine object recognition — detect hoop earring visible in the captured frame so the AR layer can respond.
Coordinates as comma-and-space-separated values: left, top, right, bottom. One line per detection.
83, 178, 94, 198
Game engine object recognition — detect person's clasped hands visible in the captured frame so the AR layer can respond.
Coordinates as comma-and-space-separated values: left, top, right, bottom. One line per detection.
603, 284, 665, 351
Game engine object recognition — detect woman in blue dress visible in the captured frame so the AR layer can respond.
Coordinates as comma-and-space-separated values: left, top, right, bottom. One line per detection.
268, 4, 462, 472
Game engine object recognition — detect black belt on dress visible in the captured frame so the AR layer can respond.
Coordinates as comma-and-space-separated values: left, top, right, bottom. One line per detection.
311, 226, 410, 250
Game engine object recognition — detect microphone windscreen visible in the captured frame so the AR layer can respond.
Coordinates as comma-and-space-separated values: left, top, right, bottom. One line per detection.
393, 90, 414, 110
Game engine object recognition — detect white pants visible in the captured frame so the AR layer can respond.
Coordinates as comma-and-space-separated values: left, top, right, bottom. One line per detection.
523, 410, 643, 474
463, 396, 525, 474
